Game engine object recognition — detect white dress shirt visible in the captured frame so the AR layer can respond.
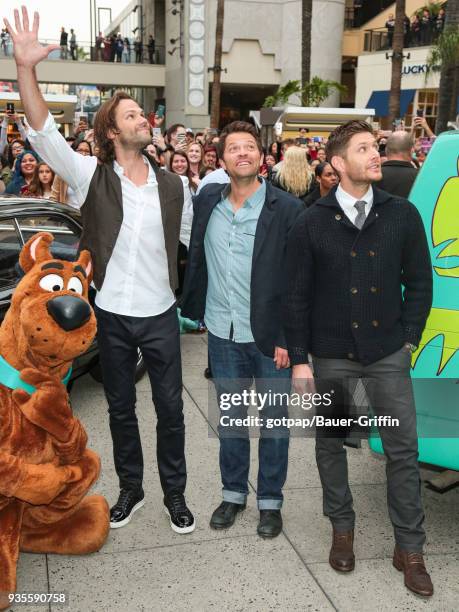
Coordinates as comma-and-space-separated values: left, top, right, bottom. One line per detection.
26, 113, 191, 317
335, 184, 373, 224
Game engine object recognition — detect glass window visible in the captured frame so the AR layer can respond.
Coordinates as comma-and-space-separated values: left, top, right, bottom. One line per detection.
409, 89, 438, 135
0, 220, 23, 288
17, 215, 81, 262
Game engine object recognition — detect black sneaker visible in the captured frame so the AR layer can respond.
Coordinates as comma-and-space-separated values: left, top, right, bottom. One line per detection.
110, 488, 145, 529
164, 490, 195, 534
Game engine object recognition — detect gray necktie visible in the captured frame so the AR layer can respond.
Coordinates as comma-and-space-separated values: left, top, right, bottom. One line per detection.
354, 200, 367, 229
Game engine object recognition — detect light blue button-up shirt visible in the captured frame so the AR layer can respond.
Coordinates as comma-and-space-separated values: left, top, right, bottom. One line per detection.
204, 179, 266, 342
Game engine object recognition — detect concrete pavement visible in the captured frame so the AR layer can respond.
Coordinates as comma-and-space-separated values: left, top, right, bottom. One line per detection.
11, 334, 459, 611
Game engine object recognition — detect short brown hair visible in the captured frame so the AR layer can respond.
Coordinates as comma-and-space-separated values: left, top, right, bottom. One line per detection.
94, 90, 137, 163
325, 120, 374, 162
217, 121, 262, 159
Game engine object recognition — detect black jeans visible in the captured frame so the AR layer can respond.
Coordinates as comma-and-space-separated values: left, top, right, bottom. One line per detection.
95, 303, 186, 495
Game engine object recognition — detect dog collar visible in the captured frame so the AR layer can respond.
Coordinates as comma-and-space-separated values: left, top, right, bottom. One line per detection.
0, 355, 72, 394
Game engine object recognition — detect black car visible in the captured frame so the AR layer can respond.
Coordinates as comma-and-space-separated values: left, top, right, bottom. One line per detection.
0, 195, 146, 385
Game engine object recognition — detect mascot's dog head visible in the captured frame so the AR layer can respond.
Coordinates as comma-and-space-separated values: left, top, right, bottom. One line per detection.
1, 232, 97, 377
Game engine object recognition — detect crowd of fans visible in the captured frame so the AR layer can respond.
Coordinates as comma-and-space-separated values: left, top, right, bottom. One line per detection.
1, 27, 156, 64
94, 31, 156, 64
0, 104, 436, 205
385, 6, 446, 49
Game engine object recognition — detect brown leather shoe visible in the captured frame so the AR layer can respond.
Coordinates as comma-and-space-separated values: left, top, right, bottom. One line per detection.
393, 546, 434, 597
329, 528, 355, 572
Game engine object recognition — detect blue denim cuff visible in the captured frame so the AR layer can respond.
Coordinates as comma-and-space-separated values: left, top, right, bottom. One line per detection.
258, 498, 283, 510
222, 489, 247, 505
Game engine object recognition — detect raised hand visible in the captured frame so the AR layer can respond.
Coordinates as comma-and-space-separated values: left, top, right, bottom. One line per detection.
3, 6, 59, 68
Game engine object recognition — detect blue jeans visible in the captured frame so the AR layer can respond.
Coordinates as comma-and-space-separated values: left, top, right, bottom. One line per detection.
208, 332, 290, 510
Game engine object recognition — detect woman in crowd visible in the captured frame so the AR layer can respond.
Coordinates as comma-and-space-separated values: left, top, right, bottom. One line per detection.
168, 149, 205, 331
203, 145, 218, 169
5, 149, 39, 195
0, 154, 12, 192
272, 145, 314, 205
303, 161, 338, 207
51, 139, 93, 205
103, 36, 111, 61
134, 35, 143, 63
263, 152, 277, 182
434, 7, 446, 39
20, 161, 55, 198
187, 141, 204, 187
0, 114, 27, 157
169, 150, 199, 195
122, 37, 131, 63
410, 14, 421, 46
73, 139, 92, 156
6, 138, 25, 169
268, 141, 281, 163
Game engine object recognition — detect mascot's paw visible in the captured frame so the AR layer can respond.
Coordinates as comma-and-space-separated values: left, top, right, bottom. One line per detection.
12, 387, 31, 406
20, 495, 110, 555
14, 369, 73, 440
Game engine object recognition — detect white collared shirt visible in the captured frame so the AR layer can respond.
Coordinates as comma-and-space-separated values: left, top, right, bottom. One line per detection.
335, 184, 373, 224
26, 113, 191, 317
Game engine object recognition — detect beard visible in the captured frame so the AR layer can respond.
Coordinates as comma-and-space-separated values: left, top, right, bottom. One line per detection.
119, 129, 152, 151
348, 164, 382, 184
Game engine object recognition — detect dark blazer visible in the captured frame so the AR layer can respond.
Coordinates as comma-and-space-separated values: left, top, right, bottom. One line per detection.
285, 185, 432, 366
375, 160, 418, 198
79, 155, 183, 292
181, 180, 303, 357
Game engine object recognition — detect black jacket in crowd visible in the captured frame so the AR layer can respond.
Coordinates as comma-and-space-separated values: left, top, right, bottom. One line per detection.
302, 185, 321, 208
375, 160, 418, 198
284, 186, 432, 366
181, 180, 304, 357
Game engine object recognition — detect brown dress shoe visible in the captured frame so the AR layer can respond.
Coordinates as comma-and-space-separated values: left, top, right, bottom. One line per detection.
393, 546, 434, 597
329, 528, 355, 572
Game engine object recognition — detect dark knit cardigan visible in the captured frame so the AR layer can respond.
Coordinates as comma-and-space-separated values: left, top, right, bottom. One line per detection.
284, 186, 432, 366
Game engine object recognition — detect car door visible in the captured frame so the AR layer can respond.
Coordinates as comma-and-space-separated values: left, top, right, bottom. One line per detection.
0, 218, 24, 321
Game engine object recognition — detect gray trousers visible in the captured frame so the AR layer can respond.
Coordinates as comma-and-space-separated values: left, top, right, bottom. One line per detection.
312, 346, 426, 552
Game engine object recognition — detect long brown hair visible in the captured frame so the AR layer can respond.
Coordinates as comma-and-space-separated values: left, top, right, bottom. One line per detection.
169, 150, 199, 192
27, 162, 55, 196
94, 90, 137, 163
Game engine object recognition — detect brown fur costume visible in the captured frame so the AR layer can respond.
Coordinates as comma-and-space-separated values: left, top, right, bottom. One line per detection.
0, 233, 109, 608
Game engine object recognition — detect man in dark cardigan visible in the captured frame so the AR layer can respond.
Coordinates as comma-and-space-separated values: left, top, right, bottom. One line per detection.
285, 121, 433, 597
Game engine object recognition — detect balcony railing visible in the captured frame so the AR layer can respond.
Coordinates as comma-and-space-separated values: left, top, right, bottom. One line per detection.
0, 39, 165, 64
363, 27, 443, 53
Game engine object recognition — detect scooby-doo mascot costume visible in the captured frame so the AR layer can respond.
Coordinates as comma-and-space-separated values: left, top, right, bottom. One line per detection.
0, 232, 109, 608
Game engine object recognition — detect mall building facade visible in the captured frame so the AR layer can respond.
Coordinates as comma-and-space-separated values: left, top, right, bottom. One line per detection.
106, 0, 346, 128
106, 0, 449, 131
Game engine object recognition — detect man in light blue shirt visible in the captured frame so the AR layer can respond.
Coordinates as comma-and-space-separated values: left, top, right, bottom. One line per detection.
204, 179, 265, 342
182, 121, 303, 538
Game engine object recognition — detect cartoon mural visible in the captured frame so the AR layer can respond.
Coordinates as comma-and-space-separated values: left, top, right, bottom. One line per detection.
411, 135, 459, 378
370, 131, 459, 469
